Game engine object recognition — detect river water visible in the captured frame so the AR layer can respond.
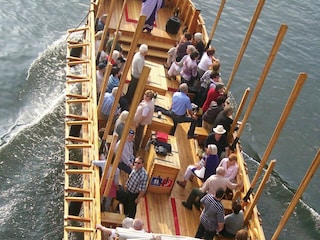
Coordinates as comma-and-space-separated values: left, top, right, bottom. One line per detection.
0, 0, 319, 239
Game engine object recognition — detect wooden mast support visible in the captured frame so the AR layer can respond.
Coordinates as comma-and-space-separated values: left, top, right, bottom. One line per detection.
271, 149, 320, 240
244, 159, 276, 223
99, 0, 117, 53
243, 72, 308, 201
231, 24, 287, 148
102, 66, 151, 199
102, 15, 147, 139
225, 0, 265, 92
109, 0, 127, 57
205, 0, 226, 49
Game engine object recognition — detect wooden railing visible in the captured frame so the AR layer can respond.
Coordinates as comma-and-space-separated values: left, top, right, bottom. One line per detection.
64, 1, 101, 240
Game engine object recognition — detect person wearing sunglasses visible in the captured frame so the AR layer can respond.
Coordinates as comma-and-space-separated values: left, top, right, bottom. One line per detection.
123, 156, 148, 218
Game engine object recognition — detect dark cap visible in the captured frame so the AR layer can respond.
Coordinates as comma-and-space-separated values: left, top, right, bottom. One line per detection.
129, 129, 135, 135
98, 62, 106, 69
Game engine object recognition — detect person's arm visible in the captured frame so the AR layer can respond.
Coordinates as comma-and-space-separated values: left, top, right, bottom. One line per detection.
96, 224, 113, 234
217, 222, 224, 233
135, 190, 146, 204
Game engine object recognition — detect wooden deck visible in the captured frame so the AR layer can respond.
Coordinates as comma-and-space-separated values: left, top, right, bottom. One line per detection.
98, 0, 223, 237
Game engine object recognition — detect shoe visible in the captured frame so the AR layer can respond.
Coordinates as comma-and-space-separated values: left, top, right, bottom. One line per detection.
163, 64, 170, 69
182, 201, 192, 210
176, 180, 186, 188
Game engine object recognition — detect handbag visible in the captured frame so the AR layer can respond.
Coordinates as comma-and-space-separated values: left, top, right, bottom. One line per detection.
194, 166, 206, 179
154, 140, 172, 153
155, 145, 168, 156
156, 131, 169, 143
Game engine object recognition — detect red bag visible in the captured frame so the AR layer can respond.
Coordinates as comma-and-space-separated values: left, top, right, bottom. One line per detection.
156, 131, 168, 143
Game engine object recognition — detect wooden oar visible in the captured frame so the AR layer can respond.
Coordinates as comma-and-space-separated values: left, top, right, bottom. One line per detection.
230, 24, 287, 152
244, 159, 276, 223
109, 0, 127, 56
271, 149, 320, 240
243, 72, 308, 202
96, 0, 106, 19
102, 15, 146, 139
229, 87, 250, 149
99, 0, 117, 53
225, 0, 266, 93
205, 0, 226, 50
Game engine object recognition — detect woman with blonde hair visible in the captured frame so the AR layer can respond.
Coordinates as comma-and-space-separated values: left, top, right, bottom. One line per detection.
113, 110, 129, 139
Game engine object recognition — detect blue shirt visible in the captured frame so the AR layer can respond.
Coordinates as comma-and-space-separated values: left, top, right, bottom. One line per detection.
101, 92, 114, 115
171, 91, 192, 115
107, 75, 120, 93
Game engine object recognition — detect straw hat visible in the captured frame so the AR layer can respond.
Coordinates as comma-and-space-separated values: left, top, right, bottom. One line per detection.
213, 125, 226, 135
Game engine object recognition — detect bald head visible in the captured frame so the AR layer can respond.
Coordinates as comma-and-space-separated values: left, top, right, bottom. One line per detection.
216, 166, 225, 176
132, 218, 144, 230
179, 83, 188, 93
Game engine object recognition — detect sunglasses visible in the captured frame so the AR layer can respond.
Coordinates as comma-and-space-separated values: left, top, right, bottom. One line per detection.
134, 161, 142, 164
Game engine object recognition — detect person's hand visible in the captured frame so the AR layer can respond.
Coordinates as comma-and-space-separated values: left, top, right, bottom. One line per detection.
135, 198, 140, 204
96, 224, 102, 230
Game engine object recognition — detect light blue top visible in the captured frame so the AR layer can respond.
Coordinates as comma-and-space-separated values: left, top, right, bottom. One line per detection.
101, 92, 114, 115
171, 91, 192, 116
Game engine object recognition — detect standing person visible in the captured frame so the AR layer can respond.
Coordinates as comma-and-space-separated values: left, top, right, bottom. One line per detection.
204, 125, 230, 158
124, 156, 148, 218
219, 202, 244, 238
194, 32, 205, 58
157, 83, 197, 138
115, 129, 135, 174
176, 32, 193, 62
134, 90, 155, 152
141, 0, 164, 33
197, 48, 216, 77
180, 51, 200, 87
125, 44, 148, 103
195, 188, 225, 240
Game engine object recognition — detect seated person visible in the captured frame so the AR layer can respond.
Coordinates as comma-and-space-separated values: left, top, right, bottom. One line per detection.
155, 83, 198, 138
176, 144, 220, 188
219, 202, 244, 238
115, 129, 135, 174
219, 153, 239, 183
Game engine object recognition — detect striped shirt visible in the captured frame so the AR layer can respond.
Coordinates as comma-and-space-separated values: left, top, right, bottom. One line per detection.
126, 167, 148, 194
200, 193, 224, 231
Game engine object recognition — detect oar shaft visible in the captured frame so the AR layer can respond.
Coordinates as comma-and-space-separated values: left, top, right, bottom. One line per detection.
206, 0, 226, 49
251, 72, 307, 188
236, 24, 288, 140
226, 0, 265, 92
271, 149, 320, 240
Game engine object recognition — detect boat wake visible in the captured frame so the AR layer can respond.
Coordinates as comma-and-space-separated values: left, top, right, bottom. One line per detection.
0, 36, 68, 149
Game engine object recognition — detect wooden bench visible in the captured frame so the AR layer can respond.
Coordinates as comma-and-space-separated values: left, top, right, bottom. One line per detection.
101, 211, 125, 227
194, 127, 209, 145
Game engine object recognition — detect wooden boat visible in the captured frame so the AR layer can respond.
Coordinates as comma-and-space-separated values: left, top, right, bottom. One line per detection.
63, 0, 314, 240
